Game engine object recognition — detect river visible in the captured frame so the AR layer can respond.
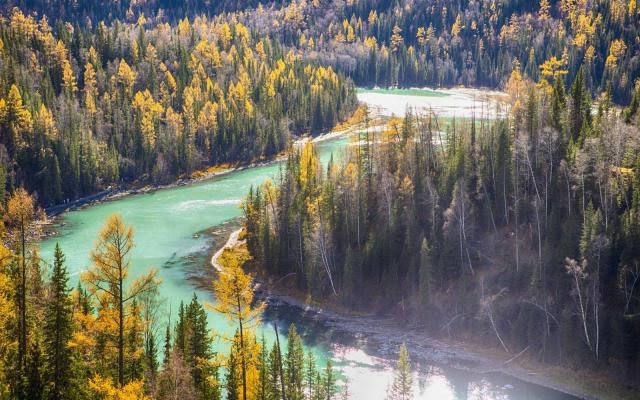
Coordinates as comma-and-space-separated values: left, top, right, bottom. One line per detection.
39, 88, 579, 400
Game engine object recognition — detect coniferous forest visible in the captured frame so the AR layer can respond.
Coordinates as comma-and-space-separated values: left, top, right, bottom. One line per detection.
1, 0, 640, 399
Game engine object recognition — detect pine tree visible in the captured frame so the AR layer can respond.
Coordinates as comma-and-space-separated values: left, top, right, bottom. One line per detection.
417, 239, 432, 322
163, 325, 172, 367
27, 341, 45, 400
387, 344, 412, 400
257, 336, 269, 400
323, 360, 336, 400
286, 324, 305, 400
43, 243, 75, 400
226, 346, 240, 400
305, 351, 317, 399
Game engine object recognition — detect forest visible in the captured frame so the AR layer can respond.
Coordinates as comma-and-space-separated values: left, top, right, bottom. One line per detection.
0, 0, 639, 399
0, 200, 357, 399
0, 8, 356, 206
2, 1, 640, 207
8, 0, 640, 101
243, 73, 640, 381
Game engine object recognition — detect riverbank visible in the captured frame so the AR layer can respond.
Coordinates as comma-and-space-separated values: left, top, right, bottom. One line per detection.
205, 228, 638, 400
42, 103, 378, 219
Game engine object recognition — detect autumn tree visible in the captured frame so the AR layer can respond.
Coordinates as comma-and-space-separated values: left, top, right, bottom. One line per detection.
4, 188, 41, 372
210, 255, 264, 400
82, 214, 160, 387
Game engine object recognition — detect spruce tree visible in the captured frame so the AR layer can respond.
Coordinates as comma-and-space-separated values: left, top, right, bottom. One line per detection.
286, 324, 305, 400
323, 360, 336, 400
387, 344, 413, 400
418, 239, 432, 322
226, 347, 239, 400
43, 243, 75, 400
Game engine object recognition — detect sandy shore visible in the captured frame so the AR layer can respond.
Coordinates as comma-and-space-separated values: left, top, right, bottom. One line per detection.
210, 228, 243, 272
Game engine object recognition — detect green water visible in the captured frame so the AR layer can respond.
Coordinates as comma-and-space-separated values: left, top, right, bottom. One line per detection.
40, 135, 350, 358
357, 87, 449, 97
38, 90, 577, 399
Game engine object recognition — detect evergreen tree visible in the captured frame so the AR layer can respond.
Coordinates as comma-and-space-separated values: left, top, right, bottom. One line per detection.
286, 324, 305, 400
387, 344, 412, 400
43, 244, 75, 400
417, 239, 432, 322
323, 360, 336, 400
226, 347, 240, 400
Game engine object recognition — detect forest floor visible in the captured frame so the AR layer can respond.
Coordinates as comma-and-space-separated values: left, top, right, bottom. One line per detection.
200, 226, 640, 400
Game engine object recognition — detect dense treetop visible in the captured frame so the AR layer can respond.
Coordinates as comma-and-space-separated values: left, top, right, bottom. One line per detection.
0, 8, 356, 205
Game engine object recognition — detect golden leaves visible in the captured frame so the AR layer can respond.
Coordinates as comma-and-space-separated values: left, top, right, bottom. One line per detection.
133, 90, 164, 147
34, 104, 57, 140
451, 14, 463, 39
606, 39, 627, 69
117, 59, 137, 96
89, 375, 150, 400
540, 56, 569, 80
0, 85, 33, 149
391, 25, 403, 52
84, 63, 98, 115
210, 244, 264, 330
62, 60, 77, 95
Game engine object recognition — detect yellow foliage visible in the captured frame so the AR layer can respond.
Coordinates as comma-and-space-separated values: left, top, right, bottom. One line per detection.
0, 85, 33, 149
219, 23, 232, 49
88, 46, 100, 67
539, 0, 551, 20
0, 239, 15, 394
89, 375, 150, 400
606, 39, 627, 69
198, 101, 219, 134
34, 104, 57, 140
368, 10, 378, 24
391, 25, 403, 52
133, 90, 164, 147
10, 8, 38, 38
84, 63, 98, 114
539, 56, 569, 80
62, 59, 77, 95
165, 107, 183, 137
451, 14, 463, 38
299, 142, 320, 190
117, 59, 137, 96
365, 36, 378, 49
178, 17, 191, 37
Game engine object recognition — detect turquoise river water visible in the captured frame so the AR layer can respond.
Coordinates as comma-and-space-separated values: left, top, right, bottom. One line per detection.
39, 89, 579, 400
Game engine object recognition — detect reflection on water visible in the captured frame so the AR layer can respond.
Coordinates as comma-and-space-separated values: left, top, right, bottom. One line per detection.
39, 88, 578, 400
265, 300, 578, 400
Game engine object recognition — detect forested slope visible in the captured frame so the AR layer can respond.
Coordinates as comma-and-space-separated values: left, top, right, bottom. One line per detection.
0, 9, 356, 206
10, 0, 640, 102
243, 74, 640, 381
2, 1, 640, 206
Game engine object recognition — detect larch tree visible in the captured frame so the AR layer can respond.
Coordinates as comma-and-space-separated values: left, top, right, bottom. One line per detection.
210, 254, 265, 400
82, 213, 160, 387
4, 188, 41, 371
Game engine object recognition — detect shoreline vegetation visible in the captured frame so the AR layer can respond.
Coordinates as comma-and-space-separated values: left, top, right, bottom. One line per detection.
209, 228, 636, 400
43, 104, 374, 220
3, 0, 640, 398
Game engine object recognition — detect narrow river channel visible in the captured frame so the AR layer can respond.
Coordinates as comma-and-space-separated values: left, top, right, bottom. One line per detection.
39, 88, 579, 400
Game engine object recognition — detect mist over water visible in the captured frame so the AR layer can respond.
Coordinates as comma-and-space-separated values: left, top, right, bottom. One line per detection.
39, 89, 575, 399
